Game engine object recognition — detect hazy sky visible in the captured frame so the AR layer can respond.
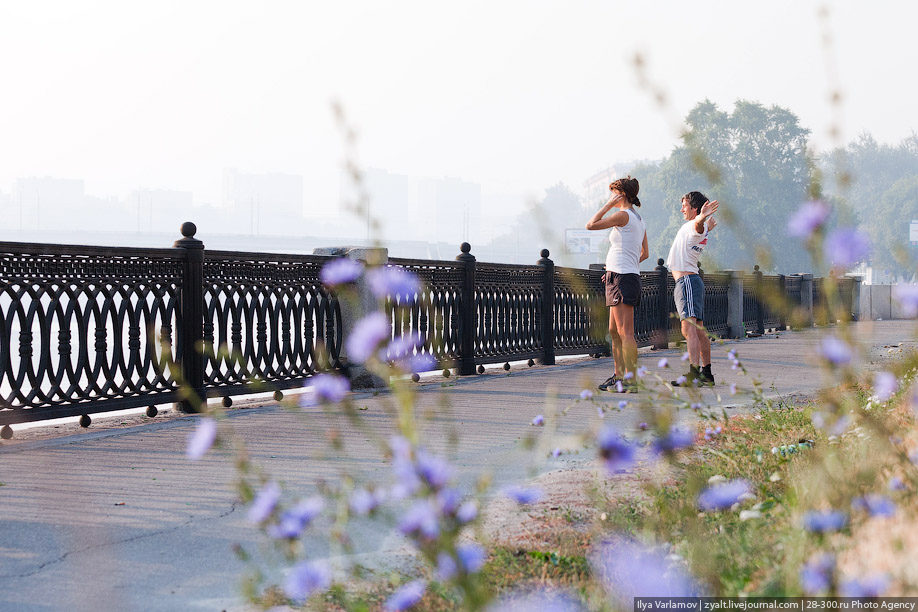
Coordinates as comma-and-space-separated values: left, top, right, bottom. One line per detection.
1, 0, 915, 215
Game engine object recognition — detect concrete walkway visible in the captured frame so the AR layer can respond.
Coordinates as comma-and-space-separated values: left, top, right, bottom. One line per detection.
0, 321, 915, 612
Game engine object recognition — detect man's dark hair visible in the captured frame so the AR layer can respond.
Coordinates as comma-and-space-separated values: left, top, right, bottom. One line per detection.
682, 191, 707, 213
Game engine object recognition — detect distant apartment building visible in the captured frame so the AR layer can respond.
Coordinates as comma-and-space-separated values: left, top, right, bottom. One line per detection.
582, 163, 638, 210
223, 169, 304, 234
12, 177, 85, 231
129, 188, 194, 234
354, 169, 482, 244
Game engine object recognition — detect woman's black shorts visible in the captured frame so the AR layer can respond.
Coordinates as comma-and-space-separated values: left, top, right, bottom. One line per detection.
604, 271, 641, 307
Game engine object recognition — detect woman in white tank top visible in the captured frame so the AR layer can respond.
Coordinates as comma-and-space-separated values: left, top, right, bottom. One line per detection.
585, 176, 649, 391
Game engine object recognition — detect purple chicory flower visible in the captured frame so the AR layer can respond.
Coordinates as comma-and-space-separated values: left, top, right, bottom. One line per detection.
889, 476, 906, 491
820, 336, 852, 366
676, 376, 687, 385
681, 352, 690, 362
787, 200, 830, 238
638, 422, 648, 430
398, 499, 440, 539
456, 500, 478, 523
800, 553, 835, 595
320, 258, 364, 286
186, 417, 217, 460
623, 371, 634, 380
504, 486, 543, 504
892, 284, 918, 317
802, 510, 848, 533
350, 487, 385, 515
657, 358, 668, 368
839, 574, 890, 597
698, 479, 752, 511
301, 373, 350, 407
269, 496, 325, 539
457, 543, 487, 573
615, 381, 624, 393
414, 450, 453, 490
552, 447, 562, 457
597, 426, 636, 473
597, 405, 605, 419
591, 537, 699, 603
435, 488, 462, 515
617, 400, 628, 409
636, 366, 648, 377
284, 560, 332, 602
727, 349, 737, 360
532, 414, 544, 426
248, 481, 281, 524
368, 267, 421, 300
824, 228, 871, 268
346, 311, 391, 363
488, 591, 587, 612
384, 579, 426, 611
653, 428, 694, 454
435, 551, 458, 581
580, 389, 593, 400
404, 353, 437, 374
729, 383, 737, 395
873, 371, 898, 402
852, 494, 896, 517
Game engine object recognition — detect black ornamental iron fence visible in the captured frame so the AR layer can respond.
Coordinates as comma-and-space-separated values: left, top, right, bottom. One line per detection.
0, 230, 858, 430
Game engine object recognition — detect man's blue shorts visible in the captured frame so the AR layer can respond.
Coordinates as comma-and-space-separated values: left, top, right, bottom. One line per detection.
674, 274, 704, 321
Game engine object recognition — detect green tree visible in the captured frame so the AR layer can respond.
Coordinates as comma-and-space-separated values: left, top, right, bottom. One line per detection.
864, 175, 918, 280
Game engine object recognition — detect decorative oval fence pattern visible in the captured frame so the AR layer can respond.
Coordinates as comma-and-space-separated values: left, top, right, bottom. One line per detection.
0, 234, 859, 427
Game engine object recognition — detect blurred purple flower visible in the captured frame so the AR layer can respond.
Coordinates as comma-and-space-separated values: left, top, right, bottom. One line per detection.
615, 381, 624, 393
368, 267, 421, 300
840, 574, 889, 597
346, 312, 390, 363
597, 426, 636, 473
690, 403, 702, 411
729, 383, 737, 395
435, 552, 458, 581
638, 422, 648, 430
456, 500, 478, 523
505, 486, 543, 505
532, 414, 544, 426
800, 553, 835, 595
404, 353, 437, 374
802, 510, 847, 532
284, 560, 331, 602
824, 228, 871, 268
727, 349, 737, 360
384, 579, 426, 611
487, 591, 587, 612
892, 284, 918, 317
681, 351, 690, 362
399, 499, 440, 539
889, 476, 906, 491
457, 543, 487, 573
186, 417, 217, 460
852, 494, 896, 517
657, 358, 668, 368
820, 336, 852, 365
434, 488, 461, 516
552, 447, 562, 457
301, 373, 350, 407
653, 428, 694, 454
810, 411, 852, 436
350, 487, 385, 516
591, 537, 699, 603
248, 481, 281, 524
623, 371, 634, 380
387, 333, 423, 361
617, 400, 628, 409
320, 258, 363, 286
269, 496, 324, 539
698, 479, 751, 511
636, 366, 648, 377
874, 371, 898, 401
580, 389, 593, 400
415, 450, 453, 490
787, 200, 830, 238
597, 406, 605, 419
676, 375, 687, 385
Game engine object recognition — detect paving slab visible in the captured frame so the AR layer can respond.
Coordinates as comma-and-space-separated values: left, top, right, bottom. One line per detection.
0, 321, 916, 612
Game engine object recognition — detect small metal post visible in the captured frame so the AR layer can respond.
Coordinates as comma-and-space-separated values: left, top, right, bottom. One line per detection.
538, 249, 555, 365
778, 274, 786, 330
173, 222, 205, 413
653, 258, 669, 349
456, 242, 477, 375
726, 270, 745, 339
754, 265, 765, 335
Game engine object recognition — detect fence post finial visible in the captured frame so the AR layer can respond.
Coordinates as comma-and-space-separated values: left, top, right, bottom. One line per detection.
173, 221, 205, 413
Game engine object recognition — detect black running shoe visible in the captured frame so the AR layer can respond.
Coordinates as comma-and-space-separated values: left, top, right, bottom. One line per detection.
598, 375, 620, 391
672, 365, 700, 387
698, 368, 715, 387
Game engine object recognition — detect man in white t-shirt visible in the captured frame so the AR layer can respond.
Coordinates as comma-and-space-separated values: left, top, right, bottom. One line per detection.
666, 191, 719, 386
